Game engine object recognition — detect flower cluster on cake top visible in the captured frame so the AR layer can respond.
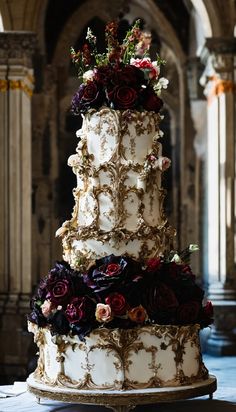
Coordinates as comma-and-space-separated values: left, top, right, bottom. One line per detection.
28, 247, 213, 341
70, 20, 168, 115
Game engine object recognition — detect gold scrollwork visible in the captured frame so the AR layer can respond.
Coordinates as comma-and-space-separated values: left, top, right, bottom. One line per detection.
0, 79, 33, 97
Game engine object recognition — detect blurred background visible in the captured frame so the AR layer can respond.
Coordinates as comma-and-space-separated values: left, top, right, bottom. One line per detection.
0, 0, 236, 384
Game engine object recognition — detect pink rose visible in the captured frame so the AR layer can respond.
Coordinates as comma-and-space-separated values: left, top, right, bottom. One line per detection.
130, 58, 159, 79
41, 300, 54, 317
95, 303, 113, 323
157, 156, 171, 171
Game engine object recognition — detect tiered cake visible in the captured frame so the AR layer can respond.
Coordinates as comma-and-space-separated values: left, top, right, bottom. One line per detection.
28, 20, 213, 392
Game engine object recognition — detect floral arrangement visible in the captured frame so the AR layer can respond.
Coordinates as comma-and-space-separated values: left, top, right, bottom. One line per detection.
70, 20, 168, 115
28, 247, 213, 341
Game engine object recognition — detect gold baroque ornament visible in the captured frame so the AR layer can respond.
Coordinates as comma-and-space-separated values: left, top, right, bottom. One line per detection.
56, 107, 175, 265
30, 323, 209, 391
0, 79, 8, 92
0, 79, 33, 97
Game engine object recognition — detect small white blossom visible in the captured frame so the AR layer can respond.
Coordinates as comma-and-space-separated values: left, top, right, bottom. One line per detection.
158, 77, 169, 88
83, 69, 94, 83
189, 244, 199, 252
171, 254, 182, 264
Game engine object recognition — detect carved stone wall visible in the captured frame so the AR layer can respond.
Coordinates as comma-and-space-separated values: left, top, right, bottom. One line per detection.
0, 31, 36, 383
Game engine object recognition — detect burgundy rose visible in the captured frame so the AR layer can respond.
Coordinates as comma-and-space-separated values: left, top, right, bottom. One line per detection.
105, 292, 127, 315
181, 264, 196, 281
71, 81, 104, 114
141, 87, 163, 113
94, 65, 113, 86
107, 85, 138, 109
146, 258, 161, 272
199, 301, 214, 328
144, 282, 179, 317
46, 278, 71, 307
203, 301, 213, 318
66, 296, 95, 324
105, 263, 121, 276
177, 301, 200, 324
113, 65, 145, 86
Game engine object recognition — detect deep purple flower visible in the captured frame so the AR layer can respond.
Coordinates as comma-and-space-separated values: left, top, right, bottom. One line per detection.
83, 254, 143, 296
71, 81, 104, 114
48, 310, 70, 336
66, 296, 96, 324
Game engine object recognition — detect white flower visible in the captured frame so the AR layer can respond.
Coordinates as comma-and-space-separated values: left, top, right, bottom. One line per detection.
171, 254, 182, 264
189, 244, 199, 252
83, 69, 94, 83
153, 77, 169, 96
158, 77, 169, 88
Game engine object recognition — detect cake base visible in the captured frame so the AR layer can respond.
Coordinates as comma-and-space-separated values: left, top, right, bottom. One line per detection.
27, 373, 217, 412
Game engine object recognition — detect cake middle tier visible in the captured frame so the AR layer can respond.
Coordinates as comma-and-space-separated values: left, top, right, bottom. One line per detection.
57, 108, 175, 267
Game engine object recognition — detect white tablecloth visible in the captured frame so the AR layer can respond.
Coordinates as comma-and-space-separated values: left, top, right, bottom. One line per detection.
1, 381, 236, 412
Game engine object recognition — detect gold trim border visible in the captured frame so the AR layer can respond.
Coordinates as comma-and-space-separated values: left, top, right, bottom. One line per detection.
0, 79, 34, 97
207, 76, 236, 104
27, 374, 217, 406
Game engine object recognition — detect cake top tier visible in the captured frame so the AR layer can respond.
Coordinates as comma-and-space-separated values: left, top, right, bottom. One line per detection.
70, 20, 168, 116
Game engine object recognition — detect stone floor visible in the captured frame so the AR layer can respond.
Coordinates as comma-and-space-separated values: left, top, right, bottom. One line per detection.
0, 355, 236, 411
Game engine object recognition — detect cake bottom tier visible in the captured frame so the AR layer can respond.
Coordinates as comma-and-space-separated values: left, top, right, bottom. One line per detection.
29, 323, 208, 390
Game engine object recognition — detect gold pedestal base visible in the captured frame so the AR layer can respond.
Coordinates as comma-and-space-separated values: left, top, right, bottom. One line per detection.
27, 373, 217, 412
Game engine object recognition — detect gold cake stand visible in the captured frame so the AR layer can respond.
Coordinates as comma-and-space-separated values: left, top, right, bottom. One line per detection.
27, 373, 217, 412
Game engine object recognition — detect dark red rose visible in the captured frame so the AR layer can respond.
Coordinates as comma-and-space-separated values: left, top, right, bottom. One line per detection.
153, 283, 179, 311
113, 65, 145, 86
47, 279, 71, 306
181, 264, 195, 281
141, 87, 163, 113
203, 301, 213, 318
105, 263, 121, 276
199, 301, 214, 327
143, 282, 179, 318
105, 293, 127, 315
71, 81, 104, 113
169, 262, 181, 280
146, 258, 161, 272
66, 296, 95, 324
108, 85, 138, 109
177, 301, 200, 324
94, 65, 113, 86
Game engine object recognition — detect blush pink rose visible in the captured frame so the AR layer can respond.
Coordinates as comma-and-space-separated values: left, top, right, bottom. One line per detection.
95, 303, 113, 323
41, 300, 54, 317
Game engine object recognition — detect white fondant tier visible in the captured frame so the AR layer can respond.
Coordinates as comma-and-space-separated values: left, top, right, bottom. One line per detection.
29, 322, 208, 391
56, 108, 175, 267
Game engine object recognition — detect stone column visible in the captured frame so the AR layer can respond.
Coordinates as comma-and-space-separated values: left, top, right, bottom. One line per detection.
0, 32, 36, 381
200, 38, 236, 354
186, 57, 206, 277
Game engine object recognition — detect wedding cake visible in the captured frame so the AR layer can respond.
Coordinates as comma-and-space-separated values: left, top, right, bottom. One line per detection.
28, 20, 213, 391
